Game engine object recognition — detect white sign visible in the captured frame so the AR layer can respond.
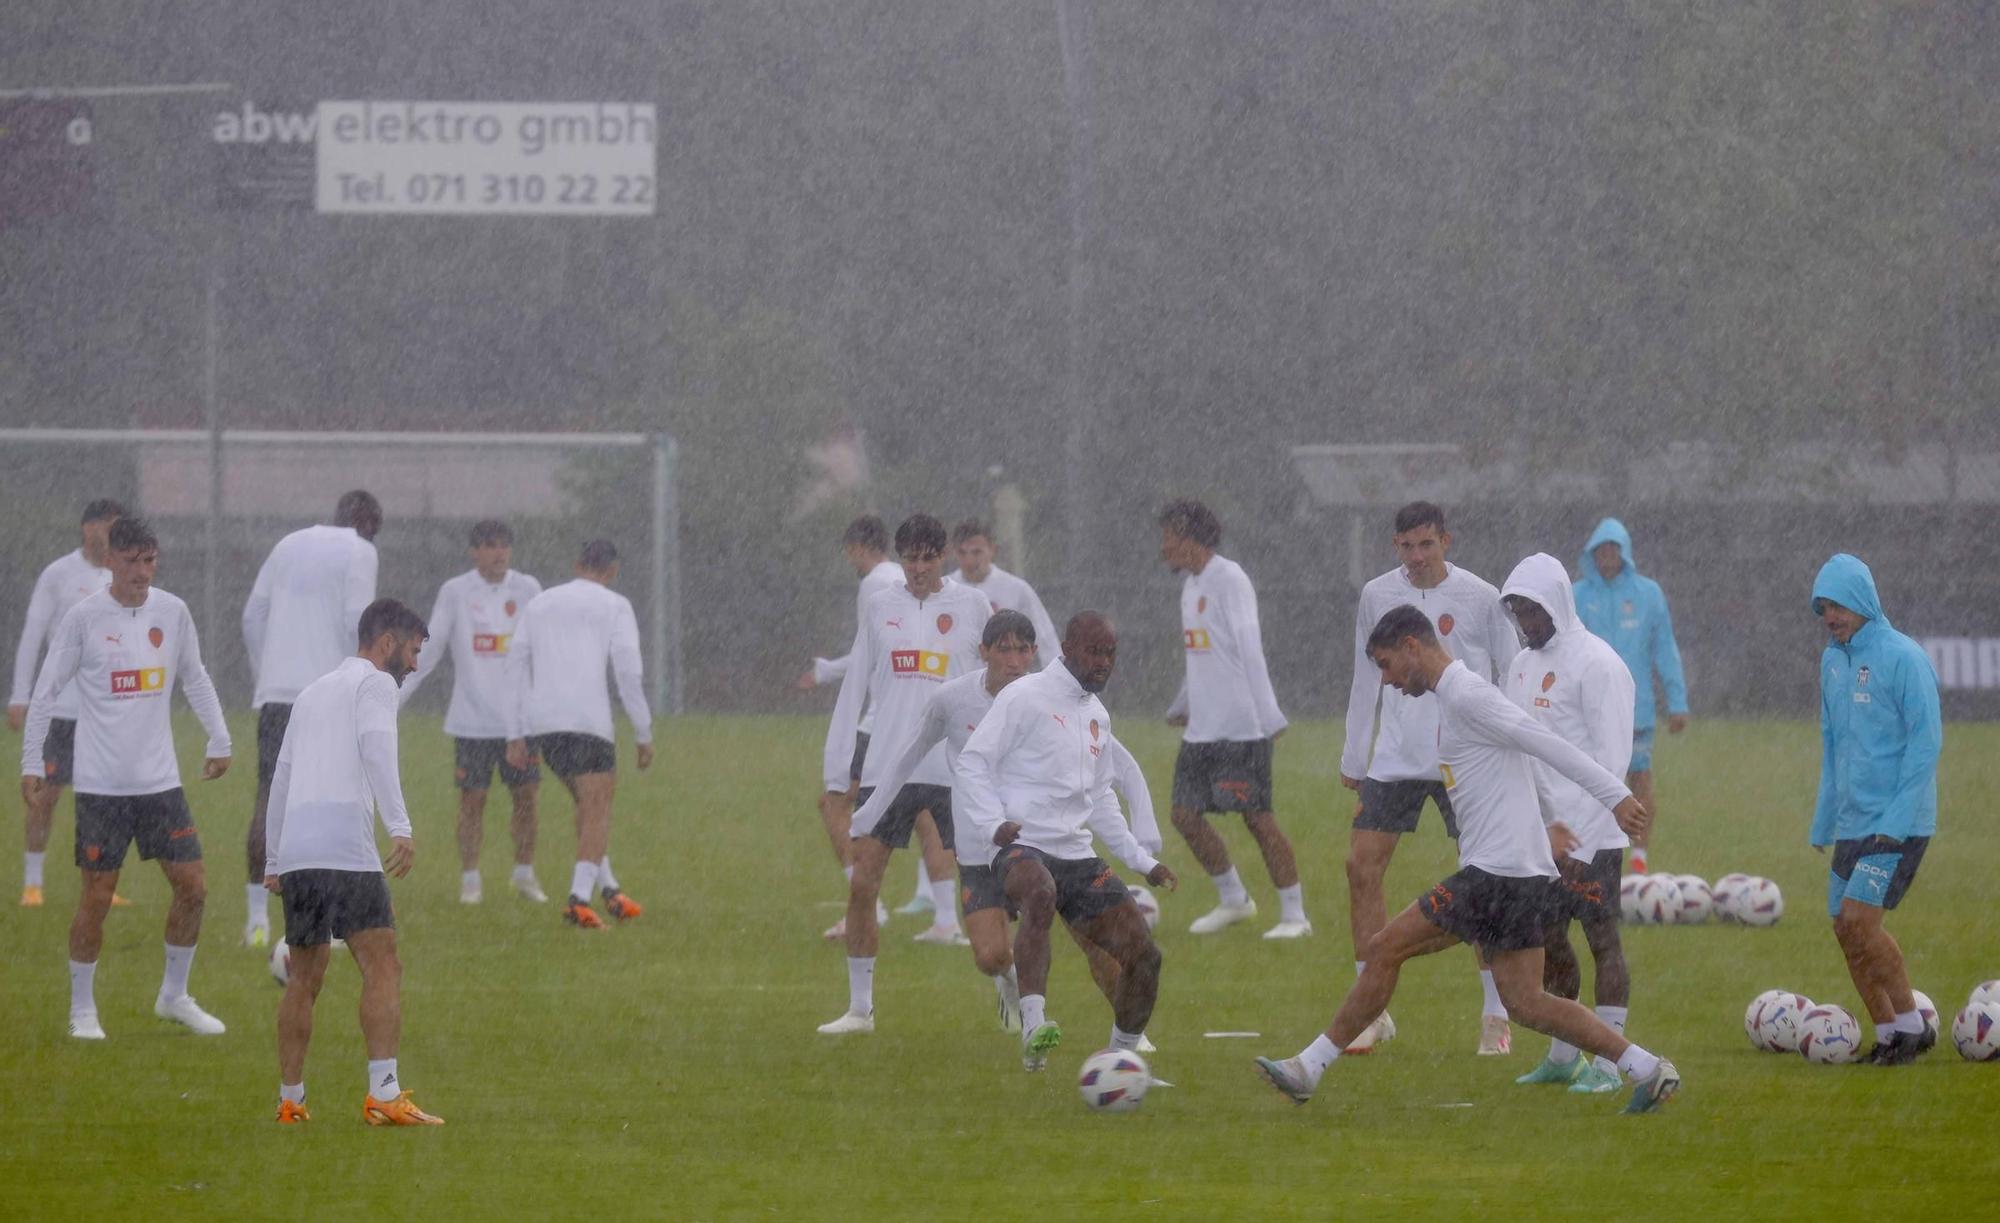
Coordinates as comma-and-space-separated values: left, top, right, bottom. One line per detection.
315, 101, 655, 216
1920, 637, 2000, 690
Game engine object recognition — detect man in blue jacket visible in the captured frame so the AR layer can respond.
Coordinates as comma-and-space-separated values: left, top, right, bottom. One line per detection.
1811, 554, 1941, 1065
1573, 519, 1688, 873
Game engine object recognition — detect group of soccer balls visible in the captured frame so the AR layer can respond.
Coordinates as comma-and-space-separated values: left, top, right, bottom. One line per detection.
1619, 872, 1782, 926
1745, 981, 2000, 1063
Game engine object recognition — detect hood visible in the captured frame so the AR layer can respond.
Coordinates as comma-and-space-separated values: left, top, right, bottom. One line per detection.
1811, 553, 1888, 628
1578, 517, 1635, 581
1502, 552, 1584, 640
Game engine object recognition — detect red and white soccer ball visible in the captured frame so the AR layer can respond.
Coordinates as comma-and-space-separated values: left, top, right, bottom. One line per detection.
1953, 1002, 2000, 1062
270, 939, 291, 986
1671, 875, 1714, 924
1711, 873, 1753, 921
1911, 989, 1939, 1043
1797, 1004, 1862, 1064
1971, 980, 2000, 1009
1749, 990, 1814, 1053
1618, 876, 1647, 924
1128, 885, 1160, 931
1631, 876, 1681, 925
1077, 1048, 1151, 1112
1728, 877, 1783, 926
1743, 990, 1782, 1049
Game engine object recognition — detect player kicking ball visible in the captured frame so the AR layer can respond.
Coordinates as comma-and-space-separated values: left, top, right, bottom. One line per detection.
266, 599, 440, 1126
1255, 606, 1679, 1114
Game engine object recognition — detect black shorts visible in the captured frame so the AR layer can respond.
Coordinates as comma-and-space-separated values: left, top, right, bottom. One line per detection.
849, 732, 870, 785
40, 717, 76, 787
1355, 778, 1459, 837
530, 732, 617, 780
856, 783, 954, 850
1417, 866, 1560, 956
958, 862, 1014, 917
1828, 835, 1930, 916
257, 703, 293, 787
75, 789, 200, 871
993, 844, 1133, 926
1171, 739, 1274, 813
1551, 849, 1622, 927
279, 868, 395, 946
455, 737, 541, 790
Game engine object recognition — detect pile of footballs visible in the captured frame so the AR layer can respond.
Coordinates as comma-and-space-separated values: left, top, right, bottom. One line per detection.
1743, 981, 2000, 1064
1619, 872, 1781, 927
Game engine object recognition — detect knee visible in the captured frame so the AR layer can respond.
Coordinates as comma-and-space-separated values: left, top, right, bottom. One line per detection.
1345, 851, 1383, 890
1494, 976, 1541, 1015
1133, 940, 1162, 981
1831, 912, 1869, 948
175, 877, 208, 908
1169, 806, 1205, 836
1019, 884, 1057, 923
974, 946, 1011, 977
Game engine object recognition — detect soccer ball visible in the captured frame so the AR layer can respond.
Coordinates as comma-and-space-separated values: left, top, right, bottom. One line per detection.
1632, 875, 1681, 925
270, 939, 291, 986
1077, 1048, 1151, 1112
1952, 1002, 2000, 1062
1971, 980, 2000, 1009
1743, 990, 1783, 1049
1128, 886, 1160, 931
1618, 875, 1647, 924
1911, 989, 1939, 1042
1671, 875, 1714, 924
1753, 991, 1814, 1053
1711, 873, 1753, 921
1797, 1004, 1862, 1064
1728, 877, 1783, 926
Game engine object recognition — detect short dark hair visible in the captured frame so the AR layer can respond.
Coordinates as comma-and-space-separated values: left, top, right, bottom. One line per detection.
334, 490, 383, 535
107, 516, 157, 553
982, 609, 1036, 648
580, 539, 619, 571
1157, 499, 1222, 549
1366, 604, 1437, 656
893, 514, 947, 557
357, 598, 428, 649
842, 515, 889, 553
952, 519, 991, 547
1392, 501, 1446, 535
81, 499, 126, 525
469, 519, 513, 547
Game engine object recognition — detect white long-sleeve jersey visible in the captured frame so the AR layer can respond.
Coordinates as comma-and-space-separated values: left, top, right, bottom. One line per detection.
1166, 555, 1287, 742
505, 578, 653, 745
10, 549, 110, 719
243, 524, 378, 708
813, 558, 904, 735
265, 657, 413, 875
1341, 563, 1518, 783
20, 588, 230, 796
820, 578, 989, 792
398, 568, 544, 738
955, 663, 1160, 873
954, 565, 1063, 669
1501, 553, 1636, 861
1434, 659, 1632, 879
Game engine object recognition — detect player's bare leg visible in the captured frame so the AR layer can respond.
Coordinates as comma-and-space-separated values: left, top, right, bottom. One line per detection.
349, 927, 438, 1123
1070, 902, 1162, 1043
22, 781, 57, 904
456, 787, 489, 900
818, 789, 854, 868
1003, 855, 1063, 1068
160, 857, 205, 948
1833, 899, 1913, 1026
1625, 770, 1655, 869
966, 905, 1020, 1030
1343, 828, 1398, 961
1171, 804, 1231, 875
244, 780, 273, 942
507, 780, 539, 869
1246, 809, 1309, 938
819, 836, 891, 1032
277, 939, 330, 1088
1178, 803, 1258, 934
911, 811, 962, 942
559, 771, 617, 926
68, 867, 119, 965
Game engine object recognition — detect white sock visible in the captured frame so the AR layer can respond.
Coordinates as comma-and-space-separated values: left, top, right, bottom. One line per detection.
510, 863, 535, 883
1298, 1033, 1341, 1083
461, 869, 480, 890
1547, 1039, 1580, 1066
1595, 1004, 1629, 1034
368, 1058, 400, 1100
846, 956, 875, 1015
1893, 1009, 1923, 1036
1354, 961, 1366, 979
25, 851, 45, 888
1873, 1021, 1892, 1044
914, 857, 932, 902
1212, 866, 1250, 908
279, 1081, 305, 1104
1479, 969, 1507, 1018
568, 860, 598, 902
597, 856, 619, 891
69, 959, 96, 1014
1111, 1025, 1143, 1052
247, 883, 270, 927
928, 877, 958, 927
1615, 1043, 1660, 1081
160, 942, 195, 1001
1021, 993, 1048, 1032
1276, 883, 1305, 923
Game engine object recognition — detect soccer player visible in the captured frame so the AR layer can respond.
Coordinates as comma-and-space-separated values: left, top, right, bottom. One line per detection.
265, 598, 441, 1125
21, 517, 232, 1040
1256, 605, 1680, 1115
958, 611, 1177, 1070
399, 519, 547, 904
949, 519, 1061, 665
1573, 518, 1690, 874
1500, 554, 1637, 1094
10, 498, 123, 906
1338, 500, 1522, 1054
1810, 553, 1941, 1065
1157, 499, 1305, 940
240, 489, 382, 946
504, 539, 653, 929
814, 514, 990, 1025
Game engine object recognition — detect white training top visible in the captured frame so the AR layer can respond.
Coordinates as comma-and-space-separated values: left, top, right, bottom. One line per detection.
20, 588, 230, 796
954, 565, 1062, 670
1341, 563, 1519, 783
955, 662, 1160, 873
10, 548, 110, 719
265, 657, 413, 875
243, 524, 379, 708
505, 578, 653, 745
820, 578, 990, 792
1501, 553, 1636, 860
1434, 659, 1631, 879
1166, 555, 1287, 743
813, 559, 911, 689
399, 567, 545, 738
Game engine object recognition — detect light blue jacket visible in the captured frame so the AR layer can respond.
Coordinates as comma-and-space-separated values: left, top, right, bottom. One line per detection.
1573, 518, 1688, 732
1810, 554, 1942, 846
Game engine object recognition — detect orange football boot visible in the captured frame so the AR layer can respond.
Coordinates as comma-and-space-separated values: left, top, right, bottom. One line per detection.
275, 1099, 311, 1124
563, 897, 606, 929
601, 889, 643, 922
363, 1091, 443, 1126
20, 885, 42, 907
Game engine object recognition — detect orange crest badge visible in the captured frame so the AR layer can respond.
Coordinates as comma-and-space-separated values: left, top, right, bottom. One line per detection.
148, 626, 164, 649
1197, 596, 1207, 614
504, 600, 517, 617
1437, 613, 1456, 636
936, 614, 954, 635
1089, 719, 1100, 740
1541, 672, 1557, 693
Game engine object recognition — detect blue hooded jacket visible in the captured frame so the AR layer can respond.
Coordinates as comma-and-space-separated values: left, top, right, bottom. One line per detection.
1573, 518, 1688, 733
1810, 554, 1942, 846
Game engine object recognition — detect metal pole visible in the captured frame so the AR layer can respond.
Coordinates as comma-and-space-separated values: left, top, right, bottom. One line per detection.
1054, 0, 1097, 601
652, 433, 682, 716
204, 262, 222, 651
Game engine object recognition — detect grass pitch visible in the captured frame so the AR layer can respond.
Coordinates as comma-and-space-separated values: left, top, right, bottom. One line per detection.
3, 714, 1997, 1220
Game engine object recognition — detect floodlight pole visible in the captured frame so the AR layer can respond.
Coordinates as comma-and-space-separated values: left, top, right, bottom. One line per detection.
203, 261, 223, 651
652, 433, 682, 716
